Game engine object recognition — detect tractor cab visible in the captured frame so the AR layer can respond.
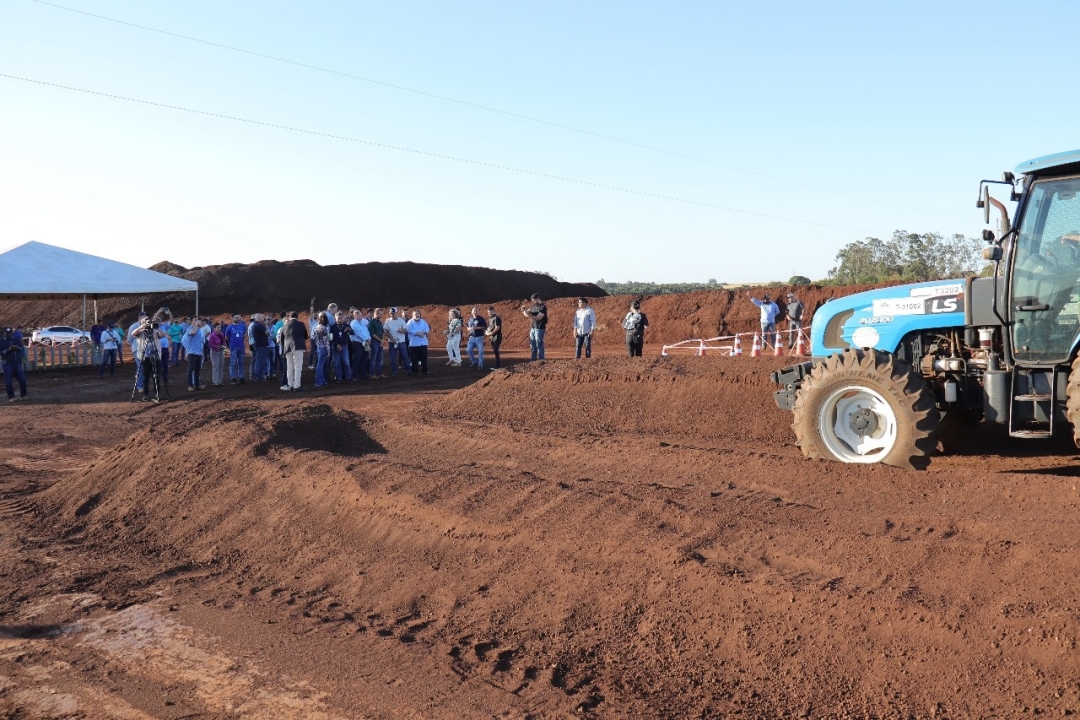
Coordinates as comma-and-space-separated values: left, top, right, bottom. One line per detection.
1005, 173, 1080, 365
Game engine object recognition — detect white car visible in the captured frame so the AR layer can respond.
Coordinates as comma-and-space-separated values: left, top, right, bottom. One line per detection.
31, 326, 91, 345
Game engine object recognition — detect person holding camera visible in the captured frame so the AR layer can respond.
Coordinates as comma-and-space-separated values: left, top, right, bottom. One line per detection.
622, 299, 649, 358
98, 322, 122, 378
181, 318, 207, 390
130, 314, 167, 402
521, 293, 547, 361
1, 326, 28, 402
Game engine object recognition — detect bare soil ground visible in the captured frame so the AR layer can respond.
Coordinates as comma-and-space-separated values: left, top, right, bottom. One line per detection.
3, 346, 1080, 718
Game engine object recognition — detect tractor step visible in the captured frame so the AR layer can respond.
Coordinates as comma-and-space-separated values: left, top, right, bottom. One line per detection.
1009, 429, 1053, 439
1008, 366, 1061, 440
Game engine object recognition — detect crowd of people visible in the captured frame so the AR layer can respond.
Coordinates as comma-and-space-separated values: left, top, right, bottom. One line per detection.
3, 291, 807, 403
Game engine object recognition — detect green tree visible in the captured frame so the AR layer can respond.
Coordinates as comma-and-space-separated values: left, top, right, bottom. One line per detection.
788, 275, 811, 286
828, 230, 983, 284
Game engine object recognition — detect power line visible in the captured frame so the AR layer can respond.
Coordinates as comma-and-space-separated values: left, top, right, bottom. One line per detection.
29, 0, 966, 219
0, 72, 873, 234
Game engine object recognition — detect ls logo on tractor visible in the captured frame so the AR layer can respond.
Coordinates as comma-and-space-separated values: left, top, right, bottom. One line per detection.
928, 297, 959, 314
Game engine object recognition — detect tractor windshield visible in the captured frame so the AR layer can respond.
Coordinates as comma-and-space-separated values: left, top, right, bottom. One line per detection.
1011, 176, 1080, 363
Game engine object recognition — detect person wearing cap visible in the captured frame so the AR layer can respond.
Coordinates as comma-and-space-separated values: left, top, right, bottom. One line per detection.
784, 293, 805, 349
383, 307, 411, 376
622, 299, 649, 357
521, 293, 548, 361
1, 327, 28, 402
748, 292, 780, 349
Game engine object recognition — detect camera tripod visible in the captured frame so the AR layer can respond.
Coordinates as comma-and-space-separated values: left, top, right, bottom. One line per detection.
129, 350, 170, 403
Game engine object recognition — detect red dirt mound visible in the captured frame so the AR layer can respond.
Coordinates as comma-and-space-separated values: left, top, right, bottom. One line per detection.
6, 357, 1080, 716
435, 355, 794, 444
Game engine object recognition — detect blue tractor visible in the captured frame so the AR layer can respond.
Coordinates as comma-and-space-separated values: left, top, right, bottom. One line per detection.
772, 149, 1080, 468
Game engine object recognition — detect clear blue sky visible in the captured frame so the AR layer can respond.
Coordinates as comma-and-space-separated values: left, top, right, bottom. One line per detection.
1, 0, 1076, 284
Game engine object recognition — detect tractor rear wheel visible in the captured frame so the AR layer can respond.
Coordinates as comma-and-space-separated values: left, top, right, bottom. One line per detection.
792, 348, 939, 469
1063, 355, 1080, 448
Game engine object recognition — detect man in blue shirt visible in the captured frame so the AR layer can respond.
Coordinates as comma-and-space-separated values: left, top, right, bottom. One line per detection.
224, 314, 248, 384
749, 293, 780, 348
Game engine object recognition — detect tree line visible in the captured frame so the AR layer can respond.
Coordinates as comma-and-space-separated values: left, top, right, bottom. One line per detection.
827, 230, 986, 285
595, 279, 724, 296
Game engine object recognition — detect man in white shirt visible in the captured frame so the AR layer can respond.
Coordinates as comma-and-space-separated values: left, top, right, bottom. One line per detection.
573, 297, 597, 359
384, 307, 411, 376
405, 310, 430, 375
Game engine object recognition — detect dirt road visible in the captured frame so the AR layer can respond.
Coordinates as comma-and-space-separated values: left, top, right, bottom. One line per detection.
3, 349, 1080, 717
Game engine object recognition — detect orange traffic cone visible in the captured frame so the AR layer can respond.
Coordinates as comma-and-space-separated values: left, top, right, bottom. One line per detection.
774, 332, 785, 356
697, 340, 706, 356
750, 333, 762, 358
731, 335, 742, 357
794, 331, 808, 356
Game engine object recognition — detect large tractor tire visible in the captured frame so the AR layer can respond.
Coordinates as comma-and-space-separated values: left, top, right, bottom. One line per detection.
1064, 355, 1080, 448
792, 348, 940, 470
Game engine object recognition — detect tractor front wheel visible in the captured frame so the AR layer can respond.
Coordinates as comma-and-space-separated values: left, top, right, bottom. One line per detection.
792, 349, 940, 469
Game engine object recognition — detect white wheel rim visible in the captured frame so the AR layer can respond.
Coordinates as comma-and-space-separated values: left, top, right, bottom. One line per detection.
817, 384, 898, 463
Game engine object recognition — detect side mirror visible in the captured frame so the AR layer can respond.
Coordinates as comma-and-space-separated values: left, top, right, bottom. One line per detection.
982, 185, 991, 225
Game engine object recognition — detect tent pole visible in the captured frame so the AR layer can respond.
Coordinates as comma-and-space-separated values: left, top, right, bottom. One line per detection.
93, 299, 98, 325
